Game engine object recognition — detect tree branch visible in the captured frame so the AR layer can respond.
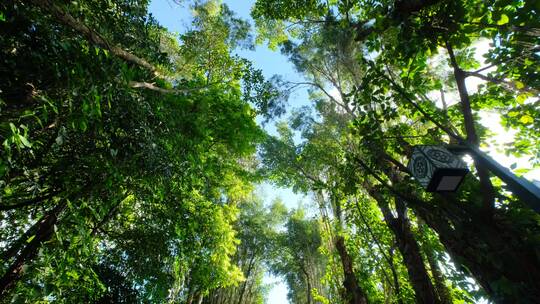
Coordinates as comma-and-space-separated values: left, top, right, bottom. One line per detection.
0, 192, 58, 211
446, 40, 496, 214
30, 0, 160, 75
464, 71, 539, 95
128, 81, 213, 95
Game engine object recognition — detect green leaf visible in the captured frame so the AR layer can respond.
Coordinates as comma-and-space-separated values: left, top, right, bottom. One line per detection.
26, 235, 36, 243
0, 12, 5, 22
516, 94, 527, 104
497, 14, 509, 25
514, 168, 531, 175
519, 115, 534, 124
18, 135, 32, 148
80, 120, 87, 132
0, 163, 6, 177
66, 270, 80, 280
54, 224, 63, 245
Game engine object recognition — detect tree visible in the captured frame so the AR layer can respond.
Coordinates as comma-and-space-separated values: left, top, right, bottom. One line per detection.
253, 0, 540, 301
269, 208, 327, 304
204, 197, 287, 304
0, 0, 270, 301
2, 0, 539, 302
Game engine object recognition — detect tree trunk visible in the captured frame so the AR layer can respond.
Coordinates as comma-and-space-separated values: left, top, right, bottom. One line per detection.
423, 242, 452, 304
445, 40, 496, 214
195, 293, 204, 304
1, 212, 47, 262
335, 236, 369, 304
0, 201, 67, 297
299, 262, 313, 304
377, 198, 439, 304
237, 255, 256, 304
410, 196, 540, 302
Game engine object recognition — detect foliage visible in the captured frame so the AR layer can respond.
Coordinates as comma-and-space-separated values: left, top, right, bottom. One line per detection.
0, 0, 269, 302
253, 0, 540, 302
1, 0, 540, 303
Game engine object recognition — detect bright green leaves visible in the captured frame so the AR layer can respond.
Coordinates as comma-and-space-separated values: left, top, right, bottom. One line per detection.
516, 93, 528, 104
497, 13, 509, 25
515, 81, 525, 90
269, 207, 327, 303
252, 0, 324, 20
0, 0, 265, 302
2, 123, 33, 161
519, 114, 534, 125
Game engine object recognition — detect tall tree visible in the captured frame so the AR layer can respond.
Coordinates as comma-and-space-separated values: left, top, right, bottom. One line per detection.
0, 0, 275, 301
269, 208, 327, 304
253, 0, 540, 301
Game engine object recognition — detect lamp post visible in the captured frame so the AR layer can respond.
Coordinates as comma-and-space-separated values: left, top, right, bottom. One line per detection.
453, 143, 540, 213
408, 144, 540, 214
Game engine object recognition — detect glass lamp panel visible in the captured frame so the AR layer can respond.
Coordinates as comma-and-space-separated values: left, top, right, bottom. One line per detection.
436, 175, 464, 191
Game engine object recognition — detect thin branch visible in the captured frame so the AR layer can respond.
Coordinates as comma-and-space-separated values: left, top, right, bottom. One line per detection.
352, 154, 428, 208
363, 59, 466, 144
471, 46, 540, 75
464, 71, 539, 95
289, 80, 356, 117
128, 81, 213, 95
0, 192, 58, 211
31, 0, 159, 75
293, 162, 326, 189
382, 153, 411, 175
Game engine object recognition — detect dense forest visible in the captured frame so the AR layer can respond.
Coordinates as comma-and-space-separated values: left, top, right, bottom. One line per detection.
1, 0, 539, 303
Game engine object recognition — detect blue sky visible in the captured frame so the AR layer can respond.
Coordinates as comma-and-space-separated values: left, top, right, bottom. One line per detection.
148, 1, 310, 303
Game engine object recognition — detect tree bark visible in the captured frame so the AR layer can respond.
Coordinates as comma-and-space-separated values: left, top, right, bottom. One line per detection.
376, 197, 439, 304
299, 262, 313, 304
423, 241, 452, 304
30, 0, 158, 75
335, 236, 369, 304
237, 254, 256, 304
0, 201, 67, 297
445, 40, 496, 214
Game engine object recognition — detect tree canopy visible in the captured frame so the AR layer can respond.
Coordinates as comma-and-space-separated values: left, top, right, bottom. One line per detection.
1, 0, 539, 303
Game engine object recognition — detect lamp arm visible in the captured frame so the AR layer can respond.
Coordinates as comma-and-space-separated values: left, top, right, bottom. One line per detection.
453, 144, 540, 213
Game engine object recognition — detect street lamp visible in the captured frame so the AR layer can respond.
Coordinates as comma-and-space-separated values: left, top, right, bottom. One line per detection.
407, 144, 540, 214
407, 145, 469, 192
